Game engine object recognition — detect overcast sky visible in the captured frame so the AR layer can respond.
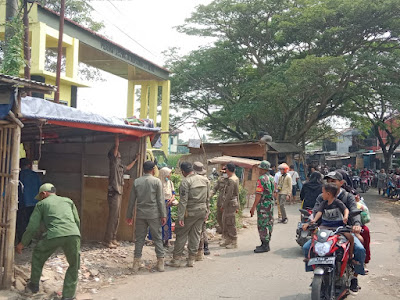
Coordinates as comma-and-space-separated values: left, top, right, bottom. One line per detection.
77, 0, 214, 141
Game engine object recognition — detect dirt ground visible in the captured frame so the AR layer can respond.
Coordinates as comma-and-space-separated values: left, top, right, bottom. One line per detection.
10, 227, 226, 300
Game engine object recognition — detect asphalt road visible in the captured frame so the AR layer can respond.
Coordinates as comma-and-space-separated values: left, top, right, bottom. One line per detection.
94, 189, 400, 300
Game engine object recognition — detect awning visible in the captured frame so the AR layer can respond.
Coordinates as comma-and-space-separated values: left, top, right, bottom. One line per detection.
21, 96, 159, 138
325, 155, 351, 161
208, 155, 261, 169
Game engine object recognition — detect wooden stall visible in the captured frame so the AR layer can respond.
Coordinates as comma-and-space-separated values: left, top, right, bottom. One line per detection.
0, 75, 56, 289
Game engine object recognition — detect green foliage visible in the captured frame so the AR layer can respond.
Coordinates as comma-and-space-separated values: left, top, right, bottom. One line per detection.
167, 154, 183, 169
2, 14, 24, 76
37, 0, 104, 31
168, 0, 400, 144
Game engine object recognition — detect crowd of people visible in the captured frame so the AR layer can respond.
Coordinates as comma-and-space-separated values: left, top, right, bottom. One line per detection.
13, 134, 385, 299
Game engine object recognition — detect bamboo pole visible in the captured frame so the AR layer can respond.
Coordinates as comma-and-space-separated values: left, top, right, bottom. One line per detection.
2, 124, 20, 288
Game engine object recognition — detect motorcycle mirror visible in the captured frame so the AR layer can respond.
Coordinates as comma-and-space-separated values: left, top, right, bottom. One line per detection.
299, 209, 311, 216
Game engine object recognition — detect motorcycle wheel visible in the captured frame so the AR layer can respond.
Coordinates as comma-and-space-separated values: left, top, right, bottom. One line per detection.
311, 275, 324, 300
361, 183, 366, 193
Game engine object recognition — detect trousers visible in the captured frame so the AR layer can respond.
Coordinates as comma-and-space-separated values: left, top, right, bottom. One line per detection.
222, 205, 237, 240
303, 234, 366, 275
31, 236, 80, 298
198, 222, 208, 250
216, 205, 223, 232
134, 218, 164, 258
257, 200, 274, 243
104, 191, 122, 242
277, 194, 288, 220
173, 211, 206, 257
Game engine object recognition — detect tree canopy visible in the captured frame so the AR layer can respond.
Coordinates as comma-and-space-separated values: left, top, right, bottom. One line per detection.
167, 0, 400, 145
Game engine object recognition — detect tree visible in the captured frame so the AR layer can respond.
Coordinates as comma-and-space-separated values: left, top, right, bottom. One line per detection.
168, 0, 400, 145
37, 0, 104, 81
37, 0, 103, 31
349, 50, 400, 170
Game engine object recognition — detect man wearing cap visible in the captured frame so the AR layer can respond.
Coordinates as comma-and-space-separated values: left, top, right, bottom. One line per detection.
16, 183, 80, 300
211, 166, 228, 234
250, 161, 275, 253
277, 163, 291, 224
220, 163, 240, 249
126, 161, 167, 272
105, 134, 139, 249
302, 171, 366, 295
193, 161, 211, 260
169, 162, 210, 268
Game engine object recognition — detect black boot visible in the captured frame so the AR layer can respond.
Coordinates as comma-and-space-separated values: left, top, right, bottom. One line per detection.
204, 242, 210, 255
255, 241, 263, 250
254, 241, 270, 253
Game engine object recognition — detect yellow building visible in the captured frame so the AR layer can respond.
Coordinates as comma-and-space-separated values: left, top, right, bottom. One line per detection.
0, 3, 171, 153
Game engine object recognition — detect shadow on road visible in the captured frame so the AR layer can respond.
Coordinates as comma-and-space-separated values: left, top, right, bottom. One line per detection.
273, 246, 304, 259
280, 293, 310, 300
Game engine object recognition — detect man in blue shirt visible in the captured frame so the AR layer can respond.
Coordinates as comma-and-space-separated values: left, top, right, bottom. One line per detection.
16, 158, 41, 243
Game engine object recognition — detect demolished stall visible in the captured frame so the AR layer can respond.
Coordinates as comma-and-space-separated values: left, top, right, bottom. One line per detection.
19, 96, 159, 244
0, 75, 57, 289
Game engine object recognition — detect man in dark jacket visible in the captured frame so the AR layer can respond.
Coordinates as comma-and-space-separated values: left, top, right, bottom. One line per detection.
303, 171, 365, 295
300, 171, 323, 209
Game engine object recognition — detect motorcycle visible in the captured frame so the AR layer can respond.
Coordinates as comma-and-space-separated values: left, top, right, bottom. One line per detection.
295, 208, 313, 246
306, 211, 362, 300
352, 176, 360, 190
360, 177, 369, 193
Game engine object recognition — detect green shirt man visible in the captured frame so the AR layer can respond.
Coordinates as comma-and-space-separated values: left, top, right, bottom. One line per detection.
16, 183, 81, 299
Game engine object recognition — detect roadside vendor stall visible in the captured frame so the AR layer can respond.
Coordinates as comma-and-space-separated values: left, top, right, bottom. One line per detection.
208, 155, 262, 207
19, 96, 159, 243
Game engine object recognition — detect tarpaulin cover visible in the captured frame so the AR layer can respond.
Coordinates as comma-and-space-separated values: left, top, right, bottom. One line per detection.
21, 96, 160, 137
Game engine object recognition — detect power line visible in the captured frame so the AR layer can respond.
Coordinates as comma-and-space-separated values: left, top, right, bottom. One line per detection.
84, 0, 158, 58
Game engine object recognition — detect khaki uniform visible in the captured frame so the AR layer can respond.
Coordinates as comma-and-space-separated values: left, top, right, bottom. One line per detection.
277, 173, 292, 221
173, 173, 210, 259
212, 177, 228, 233
222, 174, 240, 243
126, 174, 166, 258
105, 154, 126, 243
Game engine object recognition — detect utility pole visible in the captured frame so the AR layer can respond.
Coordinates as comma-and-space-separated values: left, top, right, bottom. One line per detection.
54, 0, 65, 104
23, 0, 31, 81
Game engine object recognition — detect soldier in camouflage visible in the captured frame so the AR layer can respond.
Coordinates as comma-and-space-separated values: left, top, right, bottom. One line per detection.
250, 160, 275, 253
210, 167, 228, 234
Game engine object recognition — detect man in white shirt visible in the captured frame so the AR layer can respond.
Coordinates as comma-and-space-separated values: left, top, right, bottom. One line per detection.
288, 165, 299, 204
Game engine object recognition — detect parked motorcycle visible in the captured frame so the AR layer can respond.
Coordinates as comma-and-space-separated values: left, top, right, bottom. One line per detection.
295, 208, 313, 247
306, 211, 362, 300
352, 176, 360, 190
360, 177, 369, 193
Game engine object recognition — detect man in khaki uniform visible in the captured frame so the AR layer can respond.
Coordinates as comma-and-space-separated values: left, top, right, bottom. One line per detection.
211, 167, 228, 234
169, 162, 210, 268
220, 163, 240, 249
277, 163, 292, 224
126, 161, 167, 272
105, 134, 139, 249
193, 161, 211, 261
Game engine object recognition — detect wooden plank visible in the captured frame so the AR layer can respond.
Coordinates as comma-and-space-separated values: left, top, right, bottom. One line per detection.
81, 177, 134, 241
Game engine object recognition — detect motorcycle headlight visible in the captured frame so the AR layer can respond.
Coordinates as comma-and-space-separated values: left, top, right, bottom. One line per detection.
314, 241, 333, 256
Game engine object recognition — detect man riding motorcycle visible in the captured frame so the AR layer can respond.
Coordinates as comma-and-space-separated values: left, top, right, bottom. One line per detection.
302, 171, 366, 295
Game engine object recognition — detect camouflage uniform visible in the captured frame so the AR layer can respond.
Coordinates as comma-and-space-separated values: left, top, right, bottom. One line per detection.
221, 174, 239, 247
255, 174, 275, 243
211, 176, 228, 233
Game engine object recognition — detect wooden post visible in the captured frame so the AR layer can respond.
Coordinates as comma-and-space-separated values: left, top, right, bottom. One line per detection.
2, 124, 20, 288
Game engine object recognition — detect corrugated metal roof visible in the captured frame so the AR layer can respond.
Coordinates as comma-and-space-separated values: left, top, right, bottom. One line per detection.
267, 142, 301, 153
0, 74, 57, 90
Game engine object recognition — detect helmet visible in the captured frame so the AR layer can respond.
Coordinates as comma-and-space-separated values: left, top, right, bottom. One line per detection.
278, 163, 289, 171
258, 160, 271, 170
